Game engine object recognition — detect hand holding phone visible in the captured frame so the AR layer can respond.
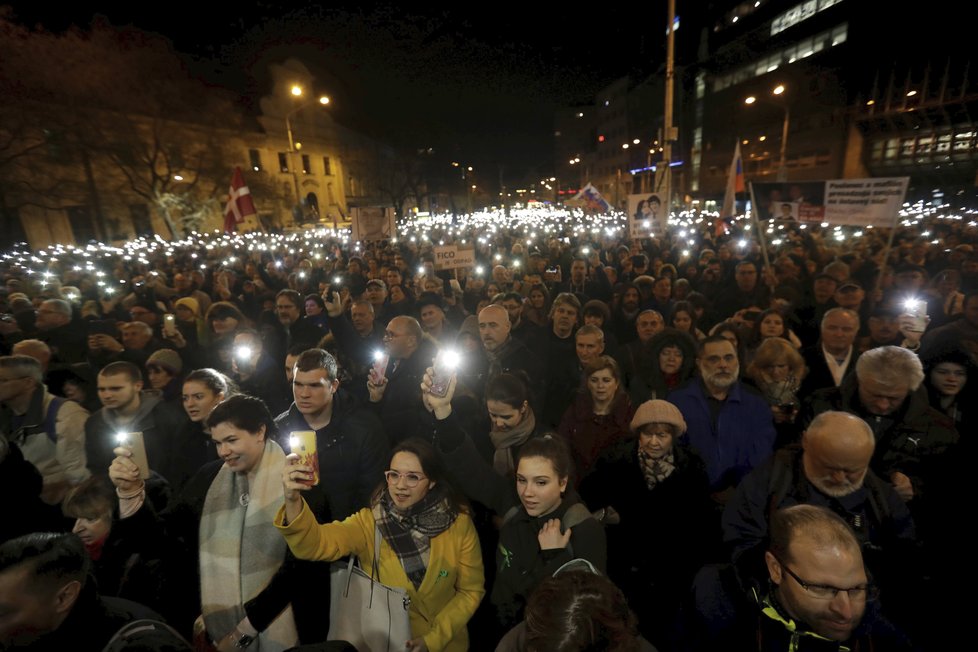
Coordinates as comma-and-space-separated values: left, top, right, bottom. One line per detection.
289, 431, 319, 486
371, 351, 389, 384
163, 313, 177, 337
429, 350, 460, 398
116, 432, 150, 480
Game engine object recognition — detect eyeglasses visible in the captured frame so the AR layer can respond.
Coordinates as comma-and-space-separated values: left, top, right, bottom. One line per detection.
384, 470, 426, 487
773, 554, 879, 601
383, 331, 405, 340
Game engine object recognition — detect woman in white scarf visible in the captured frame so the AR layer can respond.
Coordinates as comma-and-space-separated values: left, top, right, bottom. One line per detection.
110, 394, 302, 651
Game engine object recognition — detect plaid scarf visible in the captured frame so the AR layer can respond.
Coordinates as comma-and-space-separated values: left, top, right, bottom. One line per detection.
372, 489, 457, 590
638, 449, 676, 490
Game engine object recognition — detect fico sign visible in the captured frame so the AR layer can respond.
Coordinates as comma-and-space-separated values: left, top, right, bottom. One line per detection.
433, 245, 476, 270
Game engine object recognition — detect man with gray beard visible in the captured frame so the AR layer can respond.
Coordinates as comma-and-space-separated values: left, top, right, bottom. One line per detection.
720, 411, 917, 618
668, 335, 776, 500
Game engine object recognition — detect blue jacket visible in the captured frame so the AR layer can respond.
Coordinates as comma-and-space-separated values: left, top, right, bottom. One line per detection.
667, 380, 776, 491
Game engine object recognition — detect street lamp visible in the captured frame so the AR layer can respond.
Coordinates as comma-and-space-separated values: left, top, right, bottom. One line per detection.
286, 85, 331, 222
745, 84, 790, 181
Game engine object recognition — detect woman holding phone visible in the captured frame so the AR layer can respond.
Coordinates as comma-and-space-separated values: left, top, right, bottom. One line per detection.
108, 394, 330, 649
420, 372, 606, 632
277, 438, 485, 652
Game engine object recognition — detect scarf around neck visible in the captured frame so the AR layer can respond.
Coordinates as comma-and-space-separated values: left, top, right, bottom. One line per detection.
373, 489, 457, 590
489, 407, 536, 476
638, 448, 676, 490
199, 439, 296, 651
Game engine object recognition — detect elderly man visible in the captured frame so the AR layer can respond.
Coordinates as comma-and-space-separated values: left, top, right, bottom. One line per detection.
367, 315, 437, 444
668, 335, 776, 499
800, 308, 860, 396
0, 355, 90, 505
804, 346, 958, 507
686, 505, 912, 651
723, 411, 915, 586
28, 299, 87, 365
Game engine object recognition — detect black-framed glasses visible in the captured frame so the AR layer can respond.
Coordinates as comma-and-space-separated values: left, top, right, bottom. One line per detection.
773, 554, 879, 601
384, 470, 426, 487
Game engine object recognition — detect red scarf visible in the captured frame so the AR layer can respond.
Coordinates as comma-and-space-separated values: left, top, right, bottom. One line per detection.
84, 535, 108, 561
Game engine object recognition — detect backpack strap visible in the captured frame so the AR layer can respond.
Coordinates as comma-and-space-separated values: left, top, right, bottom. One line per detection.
43, 395, 66, 444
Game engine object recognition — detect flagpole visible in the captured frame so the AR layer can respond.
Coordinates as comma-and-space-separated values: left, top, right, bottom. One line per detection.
748, 182, 772, 272
873, 209, 903, 302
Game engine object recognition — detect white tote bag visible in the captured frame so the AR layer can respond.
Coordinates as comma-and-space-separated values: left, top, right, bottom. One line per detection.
328, 528, 412, 651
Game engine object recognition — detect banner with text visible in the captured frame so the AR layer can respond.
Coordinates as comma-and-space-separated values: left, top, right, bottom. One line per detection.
751, 177, 908, 227
822, 178, 909, 227
433, 245, 476, 270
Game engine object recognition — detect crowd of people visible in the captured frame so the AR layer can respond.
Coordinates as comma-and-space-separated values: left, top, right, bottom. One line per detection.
0, 206, 973, 651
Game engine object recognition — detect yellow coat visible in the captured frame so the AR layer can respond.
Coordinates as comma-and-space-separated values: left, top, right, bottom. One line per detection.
275, 501, 485, 652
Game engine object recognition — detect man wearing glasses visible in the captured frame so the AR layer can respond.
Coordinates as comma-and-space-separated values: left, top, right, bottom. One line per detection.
685, 505, 911, 650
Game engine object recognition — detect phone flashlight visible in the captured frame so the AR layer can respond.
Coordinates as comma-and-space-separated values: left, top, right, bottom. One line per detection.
418, 266, 425, 275
333, 276, 341, 285
235, 345, 253, 360
116, 432, 129, 444
903, 299, 922, 315
475, 266, 484, 275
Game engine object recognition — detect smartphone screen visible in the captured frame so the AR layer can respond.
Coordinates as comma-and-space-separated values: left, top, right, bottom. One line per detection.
429, 350, 460, 398
117, 431, 151, 480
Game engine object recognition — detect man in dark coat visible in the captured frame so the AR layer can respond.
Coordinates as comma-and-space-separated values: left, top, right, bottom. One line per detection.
275, 348, 388, 521
368, 316, 438, 444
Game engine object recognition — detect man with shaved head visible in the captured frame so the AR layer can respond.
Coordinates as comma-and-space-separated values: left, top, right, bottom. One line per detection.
722, 411, 915, 572
367, 315, 438, 444
471, 303, 542, 403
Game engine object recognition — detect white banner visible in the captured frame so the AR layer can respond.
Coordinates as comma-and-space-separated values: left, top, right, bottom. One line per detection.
433, 245, 476, 270
822, 177, 908, 227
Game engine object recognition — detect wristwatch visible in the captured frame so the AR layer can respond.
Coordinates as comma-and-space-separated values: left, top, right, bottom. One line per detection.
232, 632, 255, 648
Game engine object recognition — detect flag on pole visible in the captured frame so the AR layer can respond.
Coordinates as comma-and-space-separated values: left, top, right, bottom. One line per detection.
718, 142, 745, 235
566, 183, 613, 213
224, 166, 256, 233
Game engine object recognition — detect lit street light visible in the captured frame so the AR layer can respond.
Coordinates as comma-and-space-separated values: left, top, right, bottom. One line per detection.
745, 84, 790, 181
285, 86, 331, 224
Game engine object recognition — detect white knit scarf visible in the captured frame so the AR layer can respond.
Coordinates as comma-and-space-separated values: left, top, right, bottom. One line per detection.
199, 439, 297, 651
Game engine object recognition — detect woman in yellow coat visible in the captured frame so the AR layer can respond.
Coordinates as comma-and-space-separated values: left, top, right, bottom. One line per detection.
276, 437, 485, 652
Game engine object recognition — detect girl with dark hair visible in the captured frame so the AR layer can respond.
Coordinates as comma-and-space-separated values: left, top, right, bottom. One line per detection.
419, 373, 606, 633
627, 329, 698, 406
498, 569, 656, 652
669, 300, 705, 340
108, 394, 332, 649
485, 372, 540, 476
524, 284, 552, 327
279, 438, 485, 652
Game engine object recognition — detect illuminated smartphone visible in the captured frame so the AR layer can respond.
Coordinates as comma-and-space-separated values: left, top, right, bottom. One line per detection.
429, 350, 460, 398
163, 313, 177, 336
903, 299, 928, 332
372, 351, 389, 382
289, 431, 319, 486
116, 432, 150, 480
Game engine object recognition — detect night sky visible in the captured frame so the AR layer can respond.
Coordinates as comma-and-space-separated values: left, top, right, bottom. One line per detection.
5, 1, 967, 187
3, 2, 670, 185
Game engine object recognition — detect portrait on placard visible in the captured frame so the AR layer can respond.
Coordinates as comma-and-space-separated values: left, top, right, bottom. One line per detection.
351, 207, 395, 242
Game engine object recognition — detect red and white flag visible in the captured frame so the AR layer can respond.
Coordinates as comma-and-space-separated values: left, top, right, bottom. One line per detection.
224, 166, 257, 232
